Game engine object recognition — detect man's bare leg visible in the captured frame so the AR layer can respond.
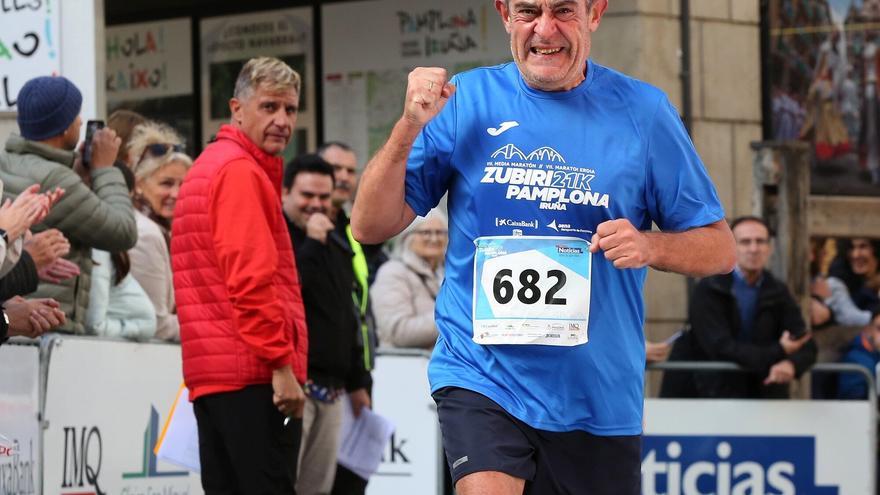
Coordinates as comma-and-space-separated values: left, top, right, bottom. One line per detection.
456, 471, 525, 495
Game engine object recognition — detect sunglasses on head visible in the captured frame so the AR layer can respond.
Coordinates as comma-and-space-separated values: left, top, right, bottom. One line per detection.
138, 143, 185, 165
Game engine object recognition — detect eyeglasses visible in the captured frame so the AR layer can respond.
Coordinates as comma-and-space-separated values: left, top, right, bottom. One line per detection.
331, 164, 357, 175
137, 143, 185, 166
736, 238, 769, 247
413, 229, 448, 238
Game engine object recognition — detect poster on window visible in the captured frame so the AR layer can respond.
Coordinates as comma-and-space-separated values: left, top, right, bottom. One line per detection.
767, 0, 880, 196
0, 1, 61, 111
321, 0, 512, 166
200, 8, 314, 159
106, 18, 196, 154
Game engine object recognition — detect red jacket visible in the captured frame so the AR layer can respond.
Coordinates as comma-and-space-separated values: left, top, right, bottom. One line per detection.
172, 125, 308, 401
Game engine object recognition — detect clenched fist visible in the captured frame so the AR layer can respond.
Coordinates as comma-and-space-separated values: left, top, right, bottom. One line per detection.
402, 67, 456, 129
589, 219, 653, 269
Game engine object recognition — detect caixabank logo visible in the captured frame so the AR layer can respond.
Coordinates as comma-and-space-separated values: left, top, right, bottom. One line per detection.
0, 434, 36, 495
642, 436, 839, 495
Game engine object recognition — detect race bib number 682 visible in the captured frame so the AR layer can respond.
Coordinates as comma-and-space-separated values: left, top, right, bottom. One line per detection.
472, 236, 591, 346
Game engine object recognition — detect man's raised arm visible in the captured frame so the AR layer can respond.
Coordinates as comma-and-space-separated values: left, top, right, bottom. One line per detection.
351, 67, 455, 244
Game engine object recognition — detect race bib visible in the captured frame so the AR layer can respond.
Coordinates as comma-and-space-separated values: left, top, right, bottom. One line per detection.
472, 236, 591, 346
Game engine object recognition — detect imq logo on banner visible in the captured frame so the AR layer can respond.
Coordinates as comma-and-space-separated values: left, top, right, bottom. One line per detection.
642, 435, 839, 495
60, 425, 105, 495
58, 407, 191, 495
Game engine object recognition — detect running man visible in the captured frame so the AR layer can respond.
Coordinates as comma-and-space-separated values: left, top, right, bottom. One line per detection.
351, 1, 736, 493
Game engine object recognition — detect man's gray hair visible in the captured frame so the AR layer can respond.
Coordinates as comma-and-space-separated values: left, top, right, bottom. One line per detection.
233, 57, 301, 101
505, 0, 597, 7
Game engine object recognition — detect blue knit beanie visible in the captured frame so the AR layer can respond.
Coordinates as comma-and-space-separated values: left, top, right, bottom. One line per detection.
16, 76, 83, 141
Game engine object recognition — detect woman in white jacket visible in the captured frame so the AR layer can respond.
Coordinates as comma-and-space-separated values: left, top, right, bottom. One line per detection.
86, 249, 156, 340
86, 164, 156, 340
372, 210, 447, 349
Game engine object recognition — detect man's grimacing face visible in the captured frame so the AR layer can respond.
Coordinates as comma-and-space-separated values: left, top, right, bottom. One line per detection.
495, 0, 606, 92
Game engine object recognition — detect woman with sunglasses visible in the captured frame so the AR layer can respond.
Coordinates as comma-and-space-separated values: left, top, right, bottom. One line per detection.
371, 209, 447, 349
126, 122, 192, 341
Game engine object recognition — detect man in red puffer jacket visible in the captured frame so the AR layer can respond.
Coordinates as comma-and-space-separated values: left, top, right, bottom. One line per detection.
171, 57, 308, 494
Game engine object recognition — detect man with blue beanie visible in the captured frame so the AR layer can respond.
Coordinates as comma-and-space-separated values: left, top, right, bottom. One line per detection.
0, 75, 137, 334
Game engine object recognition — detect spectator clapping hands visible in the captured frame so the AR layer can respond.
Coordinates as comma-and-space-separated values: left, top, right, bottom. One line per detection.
4, 296, 66, 338
0, 184, 48, 242
24, 229, 80, 283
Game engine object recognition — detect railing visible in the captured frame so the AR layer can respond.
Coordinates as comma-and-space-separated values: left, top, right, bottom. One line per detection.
647, 360, 877, 407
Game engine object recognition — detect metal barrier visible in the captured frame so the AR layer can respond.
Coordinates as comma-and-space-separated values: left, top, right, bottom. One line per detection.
375, 346, 432, 359
648, 360, 877, 405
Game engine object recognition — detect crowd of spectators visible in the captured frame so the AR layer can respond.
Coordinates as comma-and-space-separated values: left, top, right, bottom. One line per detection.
658, 220, 880, 402
0, 73, 440, 349
0, 75, 198, 344
0, 66, 447, 494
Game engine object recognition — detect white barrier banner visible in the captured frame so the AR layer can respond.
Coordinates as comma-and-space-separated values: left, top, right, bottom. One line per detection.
0, 344, 40, 495
369, 352, 441, 495
42, 337, 202, 495
643, 398, 872, 495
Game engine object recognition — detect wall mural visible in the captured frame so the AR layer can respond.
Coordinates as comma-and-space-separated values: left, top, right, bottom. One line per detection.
768, 0, 880, 195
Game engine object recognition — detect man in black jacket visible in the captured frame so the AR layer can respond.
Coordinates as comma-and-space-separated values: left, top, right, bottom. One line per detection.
662, 216, 817, 398
318, 141, 387, 495
282, 154, 372, 495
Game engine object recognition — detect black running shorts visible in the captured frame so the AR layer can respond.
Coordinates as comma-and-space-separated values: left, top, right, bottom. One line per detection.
433, 386, 641, 495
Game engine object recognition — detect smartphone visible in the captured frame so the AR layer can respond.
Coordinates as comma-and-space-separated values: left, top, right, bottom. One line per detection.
82, 120, 105, 168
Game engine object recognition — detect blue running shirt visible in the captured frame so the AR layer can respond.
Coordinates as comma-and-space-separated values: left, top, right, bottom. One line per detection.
405, 61, 724, 435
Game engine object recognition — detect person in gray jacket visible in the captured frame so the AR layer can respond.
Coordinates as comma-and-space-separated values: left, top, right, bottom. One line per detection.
372, 209, 447, 349
0, 76, 137, 334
